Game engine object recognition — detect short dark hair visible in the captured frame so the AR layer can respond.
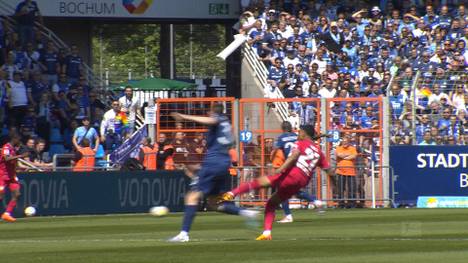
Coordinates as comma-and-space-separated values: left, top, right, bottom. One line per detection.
9, 133, 21, 142
81, 138, 90, 147
212, 103, 224, 114
300, 125, 316, 139
281, 121, 293, 132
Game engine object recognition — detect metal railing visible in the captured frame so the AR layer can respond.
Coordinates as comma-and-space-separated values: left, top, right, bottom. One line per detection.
389, 69, 467, 146
242, 43, 290, 121
230, 164, 394, 208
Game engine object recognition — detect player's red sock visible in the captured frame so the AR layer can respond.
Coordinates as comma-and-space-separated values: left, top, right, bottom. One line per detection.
6, 199, 17, 213
232, 180, 260, 196
263, 199, 276, 231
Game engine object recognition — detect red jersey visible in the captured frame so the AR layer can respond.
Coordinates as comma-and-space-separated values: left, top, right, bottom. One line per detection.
0, 143, 17, 179
289, 139, 329, 177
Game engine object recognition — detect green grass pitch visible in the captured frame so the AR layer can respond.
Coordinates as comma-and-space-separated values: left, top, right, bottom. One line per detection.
1, 209, 468, 263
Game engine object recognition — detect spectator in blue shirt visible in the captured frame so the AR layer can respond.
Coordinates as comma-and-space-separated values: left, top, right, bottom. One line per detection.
389, 84, 407, 119
63, 44, 82, 84
437, 108, 453, 135
41, 41, 60, 86
26, 71, 48, 105
341, 39, 357, 61
415, 114, 432, 143
352, 9, 370, 37
438, 6, 452, 28
14, 0, 42, 48
247, 20, 264, 54
52, 74, 70, 101
72, 117, 99, 149
268, 58, 285, 86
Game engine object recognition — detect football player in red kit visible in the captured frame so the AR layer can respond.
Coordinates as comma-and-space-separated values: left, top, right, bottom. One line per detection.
0, 134, 27, 222
221, 125, 334, 240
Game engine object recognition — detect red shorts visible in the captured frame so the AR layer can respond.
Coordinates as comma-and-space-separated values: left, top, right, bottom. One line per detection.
0, 176, 20, 193
267, 171, 310, 200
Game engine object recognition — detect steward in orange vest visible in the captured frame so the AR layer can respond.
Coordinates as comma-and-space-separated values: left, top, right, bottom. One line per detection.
228, 147, 238, 176
156, 133, 175, 170
139, 137, 158, 170
73, 138, 98, 172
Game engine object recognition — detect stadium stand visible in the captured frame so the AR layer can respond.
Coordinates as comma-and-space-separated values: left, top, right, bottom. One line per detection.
238, 0, 467, 146
1, 0, 466, 176
0, 1, 226, 171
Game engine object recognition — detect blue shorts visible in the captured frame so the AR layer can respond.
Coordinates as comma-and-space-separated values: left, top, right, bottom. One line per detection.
191, 160, 231, 196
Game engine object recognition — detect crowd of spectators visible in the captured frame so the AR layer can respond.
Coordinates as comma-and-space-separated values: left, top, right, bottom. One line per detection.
0, 1, 145, 170
0, 1, 104, 160
239, 0, 467, 146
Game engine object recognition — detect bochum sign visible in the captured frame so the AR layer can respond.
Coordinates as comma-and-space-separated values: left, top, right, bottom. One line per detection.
1, 0, 239, 19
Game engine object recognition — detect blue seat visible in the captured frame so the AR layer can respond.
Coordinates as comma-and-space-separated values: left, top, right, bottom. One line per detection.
95, 144, 105, 158
50, 128, 63, 142
49, 144, 66, 156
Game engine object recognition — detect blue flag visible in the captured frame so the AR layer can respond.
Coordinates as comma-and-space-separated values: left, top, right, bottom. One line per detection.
109, 126, 147, 164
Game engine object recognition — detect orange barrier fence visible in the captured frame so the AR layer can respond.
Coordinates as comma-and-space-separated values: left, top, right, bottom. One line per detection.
156, 98, 236, 167
156, 97, 386, 208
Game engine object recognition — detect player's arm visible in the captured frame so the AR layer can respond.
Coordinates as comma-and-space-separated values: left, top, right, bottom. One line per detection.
312, 133, 331, 140
318, 150, 335, 177
3, 151, 28, 162
171, 112, 218, 126
322, 167, 335, 177
274, 149, 300, 174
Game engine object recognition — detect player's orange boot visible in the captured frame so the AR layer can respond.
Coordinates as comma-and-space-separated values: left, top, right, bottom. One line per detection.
2, 212, 16, 222
218, 192, 234, 203
255, 234, 272, 241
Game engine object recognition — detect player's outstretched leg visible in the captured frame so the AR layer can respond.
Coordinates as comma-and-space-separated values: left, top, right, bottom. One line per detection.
256, 193, 282, 241
220, 176, 272, 202
217, 201, 259, 228
168, 191, 201, 242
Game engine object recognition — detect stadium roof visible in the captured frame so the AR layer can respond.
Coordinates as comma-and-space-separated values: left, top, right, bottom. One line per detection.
113, 78, 196, 91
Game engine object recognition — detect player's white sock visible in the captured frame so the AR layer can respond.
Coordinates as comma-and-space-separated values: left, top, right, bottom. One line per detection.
179, 231, 189, 236
262, 230, 271, 236
285, 214, 293, 220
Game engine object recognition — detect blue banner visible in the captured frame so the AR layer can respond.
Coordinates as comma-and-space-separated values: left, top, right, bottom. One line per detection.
0, 171, 189, 217
391, 146, 468, 204
109, 126, 147, 164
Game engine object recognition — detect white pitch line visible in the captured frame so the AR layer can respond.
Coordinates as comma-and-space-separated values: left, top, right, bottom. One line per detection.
2, 237, 468, 244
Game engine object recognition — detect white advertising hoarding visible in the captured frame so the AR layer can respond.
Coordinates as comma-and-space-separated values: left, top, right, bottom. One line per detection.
1, 0, 240, 19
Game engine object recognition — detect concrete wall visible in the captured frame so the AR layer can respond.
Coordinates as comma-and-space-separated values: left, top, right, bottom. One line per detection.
240, 58, 283, 138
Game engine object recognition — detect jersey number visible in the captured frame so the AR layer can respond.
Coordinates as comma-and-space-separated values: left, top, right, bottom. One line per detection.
284, 142, 295, 157
217, 122, 233, 145
296, 146, 320, 175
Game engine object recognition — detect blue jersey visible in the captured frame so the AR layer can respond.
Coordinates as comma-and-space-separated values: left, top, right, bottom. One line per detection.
65, 55, 82, 78
42, 52, 59, 75
205, 114, 233, 161
275, 132, 298, 157
389, 94, 406, 118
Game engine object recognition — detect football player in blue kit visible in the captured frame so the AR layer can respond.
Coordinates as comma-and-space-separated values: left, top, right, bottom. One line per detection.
168, 103, 258, 242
